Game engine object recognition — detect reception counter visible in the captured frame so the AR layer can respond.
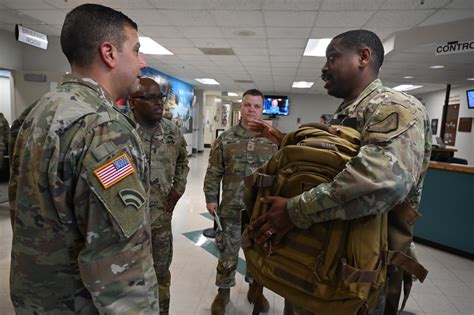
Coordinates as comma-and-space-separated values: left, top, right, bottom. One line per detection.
415, 162, 474, 258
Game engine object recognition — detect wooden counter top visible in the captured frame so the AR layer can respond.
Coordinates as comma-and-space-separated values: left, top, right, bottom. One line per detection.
429, 161, 474, 174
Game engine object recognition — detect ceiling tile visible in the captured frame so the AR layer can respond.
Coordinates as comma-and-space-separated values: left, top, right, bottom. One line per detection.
419, 10, 474, 26
140, 26, 183, 38
191, 38, 231, 48
270, 55, 301, 63
211, 10, 264, 27
263, 0, 321, 10
232, 48, 269, 56
179, 26, 224, 39
314, 11, 374, 27
220, 27, 266, 38
445, 0, 474, 9
320, 0, 385, 11
155, 38, 195, 48
310, 27, 352, 38
159, 10, 216, 26
169, 47, 204, 55
2, 0, 55, 9
264, 11, 316, 27
269, 48, 304, 56
230, 38, 268, 48
266, 27, 311, 39
365, 10, 436, 28
124, 9, 171, 26
380, 0, 450, 10
19, 9, 67, 25
268, 39, 307, 49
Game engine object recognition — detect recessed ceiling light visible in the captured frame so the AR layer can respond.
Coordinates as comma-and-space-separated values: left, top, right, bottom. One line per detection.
303, 38, 332, 57
467, 78, 474, 81
228, 92, 238, 96
429, 65, 445, 69
393, 84, 423, 92
195, 78, 220, 85
292, 81, 314, 88
403, 76, 414, 79
139, 37, 173, 55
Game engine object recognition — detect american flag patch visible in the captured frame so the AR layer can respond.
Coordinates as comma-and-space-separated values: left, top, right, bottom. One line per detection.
94, 153, 135, 189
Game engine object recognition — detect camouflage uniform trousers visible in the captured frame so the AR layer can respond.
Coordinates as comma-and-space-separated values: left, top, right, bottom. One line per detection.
215, 217, 243, 288
151, 214, 173, 314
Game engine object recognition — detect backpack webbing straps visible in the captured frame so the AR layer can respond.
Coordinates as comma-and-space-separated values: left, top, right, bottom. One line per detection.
387, 250, 428, 282
340, 258, 382, 283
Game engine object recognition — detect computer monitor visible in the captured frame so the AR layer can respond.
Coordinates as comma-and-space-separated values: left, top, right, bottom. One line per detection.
466, 89, 474, 109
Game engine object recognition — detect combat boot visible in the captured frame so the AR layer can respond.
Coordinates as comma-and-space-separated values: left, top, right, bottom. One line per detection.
211, 288, 230, 315
247, 282, 270, 313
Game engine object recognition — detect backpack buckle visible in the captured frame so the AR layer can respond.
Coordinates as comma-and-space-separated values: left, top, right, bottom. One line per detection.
256, 173, 274, 188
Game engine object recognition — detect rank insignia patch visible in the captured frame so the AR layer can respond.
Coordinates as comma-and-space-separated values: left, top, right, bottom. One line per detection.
94, 153, 135, 189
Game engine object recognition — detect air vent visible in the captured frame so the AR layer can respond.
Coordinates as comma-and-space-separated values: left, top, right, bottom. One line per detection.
199, 48, 235, 55
234, 80, 254, 83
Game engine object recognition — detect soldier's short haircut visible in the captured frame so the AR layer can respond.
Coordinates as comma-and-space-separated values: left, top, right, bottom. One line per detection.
61, 4, 138, 67
334, 30, 384, 73
242, 89, 264, 101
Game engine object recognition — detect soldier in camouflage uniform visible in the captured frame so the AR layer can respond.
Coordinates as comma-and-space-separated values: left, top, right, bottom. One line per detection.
129, 77, 190, 314
8, 101, 37, 229
203, 89, 278, 315
9, 4, 159, 313
0, 112, 9, 172
248, 30, 431, 315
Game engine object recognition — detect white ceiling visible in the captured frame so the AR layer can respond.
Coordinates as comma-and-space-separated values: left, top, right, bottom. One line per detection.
0, 0, 473, 96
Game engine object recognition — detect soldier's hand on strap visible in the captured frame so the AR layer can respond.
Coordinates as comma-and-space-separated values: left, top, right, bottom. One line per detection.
206, 202, 218, 216
164, 188, 181, 214
250, 196, 294, 245
247, 120, 285, 146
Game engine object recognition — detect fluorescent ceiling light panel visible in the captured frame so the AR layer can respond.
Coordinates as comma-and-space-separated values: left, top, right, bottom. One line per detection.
467, 78, 474, 81
303, 38, 332, 57
393, 85, 423, 92
429, 65, 445, 69
403, 76, 414, 79
292, 81, 314, 88
195, 78, 220, 85
139, 37, 173, 55
228, 92, 238, 96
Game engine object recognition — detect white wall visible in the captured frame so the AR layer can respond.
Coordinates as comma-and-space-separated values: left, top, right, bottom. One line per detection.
419, 84, 474, 164
263, 93, 340, 133
0, 30, 23, 70
0, 74, 12, 124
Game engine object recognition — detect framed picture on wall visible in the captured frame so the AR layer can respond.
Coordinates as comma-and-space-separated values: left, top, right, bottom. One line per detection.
431, 119, 438, 135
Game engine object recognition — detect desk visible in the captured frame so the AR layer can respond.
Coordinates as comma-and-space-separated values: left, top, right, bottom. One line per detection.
416, 163, 474, 257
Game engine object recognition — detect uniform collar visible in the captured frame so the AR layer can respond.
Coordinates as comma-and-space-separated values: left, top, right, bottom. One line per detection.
339, 78, 382, 110
235, 123, 256, 138
61, 74, 115, 104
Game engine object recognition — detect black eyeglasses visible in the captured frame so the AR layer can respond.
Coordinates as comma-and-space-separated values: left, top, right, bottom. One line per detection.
133, 94, 168, 103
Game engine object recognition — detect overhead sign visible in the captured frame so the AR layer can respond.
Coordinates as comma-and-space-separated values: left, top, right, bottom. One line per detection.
15, 24, 48, 50
435, 40, 474, 56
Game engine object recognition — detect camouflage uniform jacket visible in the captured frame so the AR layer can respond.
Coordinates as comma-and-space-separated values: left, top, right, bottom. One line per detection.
134, 116, 190, 223
287, 79, 432, 228
204, 124, 277, 219
9, 74, 158, 314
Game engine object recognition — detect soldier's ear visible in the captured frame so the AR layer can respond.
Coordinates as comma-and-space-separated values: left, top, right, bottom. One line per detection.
128, 98, 136, 109
358, 46, 371, 69
100, 41, 117, 69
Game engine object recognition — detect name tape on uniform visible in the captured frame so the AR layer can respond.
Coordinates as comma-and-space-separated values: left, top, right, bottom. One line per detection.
94, 153, 135, 189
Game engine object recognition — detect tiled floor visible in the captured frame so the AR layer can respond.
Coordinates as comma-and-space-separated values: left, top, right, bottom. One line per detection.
0, 150, 472, 314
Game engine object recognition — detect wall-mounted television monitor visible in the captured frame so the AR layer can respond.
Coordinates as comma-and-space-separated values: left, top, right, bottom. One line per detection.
263, 95, 290, 116
467, 89, 474, 109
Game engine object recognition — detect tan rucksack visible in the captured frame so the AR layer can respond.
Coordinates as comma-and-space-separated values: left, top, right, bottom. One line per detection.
242, 124, 388, 314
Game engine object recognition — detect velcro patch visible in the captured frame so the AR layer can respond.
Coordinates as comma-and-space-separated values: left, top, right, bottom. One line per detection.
366, 112, 399, 133
119, 189, 146, 210
94, 153, 135, 189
